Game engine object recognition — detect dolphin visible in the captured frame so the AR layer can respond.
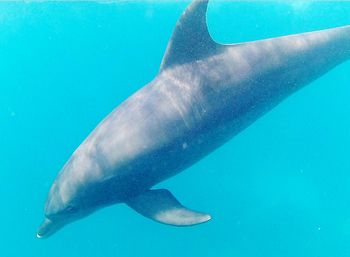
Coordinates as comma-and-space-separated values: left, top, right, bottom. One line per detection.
37, 0, 350, 238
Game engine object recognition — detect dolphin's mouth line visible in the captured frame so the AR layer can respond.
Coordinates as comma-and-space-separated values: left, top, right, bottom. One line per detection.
37, 218, 65, 239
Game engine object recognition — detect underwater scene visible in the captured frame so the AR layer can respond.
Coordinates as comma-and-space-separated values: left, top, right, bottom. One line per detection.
1, 0, 350, 256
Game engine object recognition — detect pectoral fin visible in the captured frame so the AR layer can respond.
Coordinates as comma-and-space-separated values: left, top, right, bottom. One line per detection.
126, 189, 211, 226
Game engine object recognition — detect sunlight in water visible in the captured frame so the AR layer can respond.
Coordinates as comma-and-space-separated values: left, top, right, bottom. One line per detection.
290, 1, 312, 12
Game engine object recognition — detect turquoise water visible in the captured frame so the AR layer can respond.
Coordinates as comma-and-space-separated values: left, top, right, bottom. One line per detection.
1, 1, 350, 256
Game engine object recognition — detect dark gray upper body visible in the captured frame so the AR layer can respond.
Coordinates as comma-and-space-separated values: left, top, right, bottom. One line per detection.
38, 0, 350, 238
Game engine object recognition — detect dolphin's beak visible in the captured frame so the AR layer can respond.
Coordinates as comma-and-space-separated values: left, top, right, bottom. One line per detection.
37, 218, 64, 239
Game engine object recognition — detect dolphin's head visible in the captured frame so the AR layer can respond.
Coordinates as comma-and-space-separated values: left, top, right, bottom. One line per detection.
37, 155, 99, 239
37, 204, 91, 239
37, 195, 86, 239
37, 179, 89, 239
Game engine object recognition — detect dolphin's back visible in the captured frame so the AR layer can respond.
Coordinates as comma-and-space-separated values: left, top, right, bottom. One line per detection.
224, 26, 350, 90
75, 2, 350, 192
55, 0, 350, 203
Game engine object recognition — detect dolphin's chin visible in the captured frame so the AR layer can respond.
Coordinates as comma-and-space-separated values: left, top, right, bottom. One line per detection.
37, 218, 65, 239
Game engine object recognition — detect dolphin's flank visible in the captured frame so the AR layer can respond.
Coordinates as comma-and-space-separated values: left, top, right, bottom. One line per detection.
38, 0, 350, 238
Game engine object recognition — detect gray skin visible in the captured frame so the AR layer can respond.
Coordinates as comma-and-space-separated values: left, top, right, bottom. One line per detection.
38, 0, 350, 238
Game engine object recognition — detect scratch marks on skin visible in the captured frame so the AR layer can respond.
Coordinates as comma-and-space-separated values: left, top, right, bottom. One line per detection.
158, 68, 206, 129
158, 73, 192, 128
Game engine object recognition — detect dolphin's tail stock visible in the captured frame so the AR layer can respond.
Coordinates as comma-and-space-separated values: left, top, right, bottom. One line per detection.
329, 25, 350, 62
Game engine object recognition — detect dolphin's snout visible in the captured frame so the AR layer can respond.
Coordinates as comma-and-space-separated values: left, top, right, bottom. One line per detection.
37, 218, 63, 239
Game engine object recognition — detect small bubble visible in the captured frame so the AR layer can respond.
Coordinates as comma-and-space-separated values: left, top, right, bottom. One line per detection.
10, 111, 16, 117
182, 142, 188, 149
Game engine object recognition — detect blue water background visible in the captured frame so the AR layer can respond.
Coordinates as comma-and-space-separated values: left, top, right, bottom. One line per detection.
1, 1, 350, 256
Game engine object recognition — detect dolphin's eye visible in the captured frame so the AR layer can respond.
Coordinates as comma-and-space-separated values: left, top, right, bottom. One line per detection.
65, 205, 76, 213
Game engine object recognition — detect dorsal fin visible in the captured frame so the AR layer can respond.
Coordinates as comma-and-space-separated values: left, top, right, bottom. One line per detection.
160, 0, 219, 71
